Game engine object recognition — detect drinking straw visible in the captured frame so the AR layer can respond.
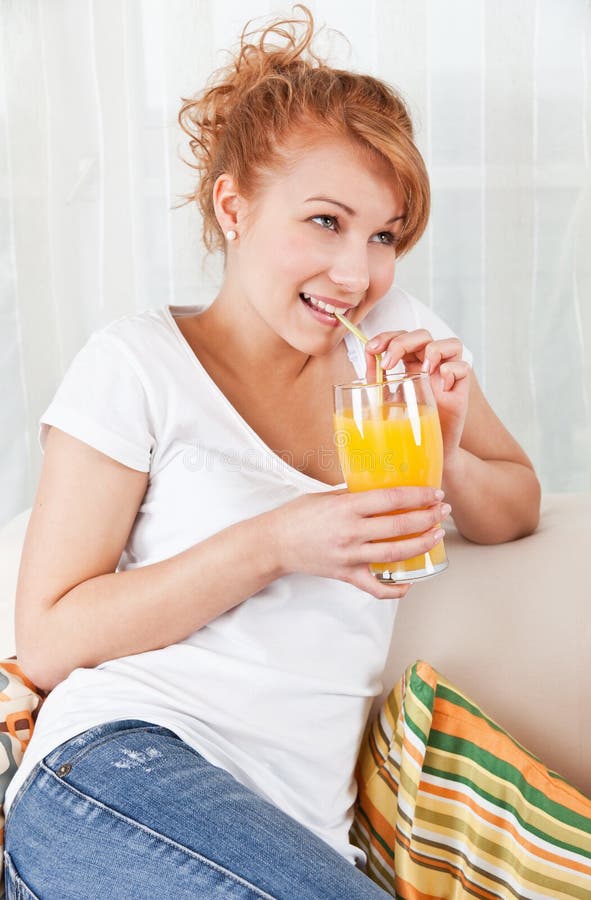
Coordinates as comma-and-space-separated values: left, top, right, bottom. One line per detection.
334, 311, 384, 418
333, 312, 384, 384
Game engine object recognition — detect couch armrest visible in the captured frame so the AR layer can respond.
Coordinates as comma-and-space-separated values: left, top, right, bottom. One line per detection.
379, 492, 591, 797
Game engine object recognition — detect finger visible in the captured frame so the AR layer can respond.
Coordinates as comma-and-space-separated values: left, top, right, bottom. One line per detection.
358, 525, 445, 566
365, 330, 408, 356
438, 360, 471, 392
365, 351, 377, 383
350, 568, 413, 600
421, 338, 464, 374
361, 503, 451, 543
372, 329, 434, 370
364, 332, 408, 378
351, 485, 444, 516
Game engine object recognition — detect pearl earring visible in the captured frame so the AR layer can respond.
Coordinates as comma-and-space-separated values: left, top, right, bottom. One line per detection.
226, 229, 237, 242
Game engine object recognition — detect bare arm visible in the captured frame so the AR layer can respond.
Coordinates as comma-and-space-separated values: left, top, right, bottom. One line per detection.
16, 427, 281, 692
442, 371, 540, 543
17, 427, 449, 693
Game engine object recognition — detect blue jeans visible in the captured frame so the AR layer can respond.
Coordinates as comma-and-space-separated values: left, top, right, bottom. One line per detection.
4, 719, 389, 899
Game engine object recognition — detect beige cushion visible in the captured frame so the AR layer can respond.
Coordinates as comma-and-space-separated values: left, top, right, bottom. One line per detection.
380, 492, 591, 797
0, 509, 29, 658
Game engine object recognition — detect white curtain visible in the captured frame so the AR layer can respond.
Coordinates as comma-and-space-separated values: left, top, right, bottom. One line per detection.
1, 0, 590, 527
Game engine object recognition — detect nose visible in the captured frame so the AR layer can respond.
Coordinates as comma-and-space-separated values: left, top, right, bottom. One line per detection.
327, 243, 370, 294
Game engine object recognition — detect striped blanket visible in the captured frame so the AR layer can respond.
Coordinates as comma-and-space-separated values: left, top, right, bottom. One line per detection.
351, 660, 591, 899
2, 658, 590, 898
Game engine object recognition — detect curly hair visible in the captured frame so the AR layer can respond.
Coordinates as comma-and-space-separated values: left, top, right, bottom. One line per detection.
178, 5, 430, 257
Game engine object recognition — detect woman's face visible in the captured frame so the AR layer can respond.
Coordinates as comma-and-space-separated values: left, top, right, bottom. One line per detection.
225, 135, 406, 356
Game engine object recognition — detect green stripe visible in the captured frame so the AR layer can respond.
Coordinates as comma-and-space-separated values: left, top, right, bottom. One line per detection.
404, 709, 429, 747
402, 670, 431, 747
409, 664, 435, 712
424, 743, 587, 844
434, 683, 567, 774
420, 758, 591, 861
354, 796, 591, 900
352, 800, 395, 862
425, 730, 591, 836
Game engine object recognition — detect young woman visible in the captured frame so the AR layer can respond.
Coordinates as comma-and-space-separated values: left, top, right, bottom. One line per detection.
4, 8, 540, 898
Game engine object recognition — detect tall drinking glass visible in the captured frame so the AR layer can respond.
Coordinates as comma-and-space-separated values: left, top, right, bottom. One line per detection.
333, 372, 448, 583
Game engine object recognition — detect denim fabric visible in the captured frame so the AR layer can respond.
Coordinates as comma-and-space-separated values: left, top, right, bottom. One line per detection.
4, 719, 388, 899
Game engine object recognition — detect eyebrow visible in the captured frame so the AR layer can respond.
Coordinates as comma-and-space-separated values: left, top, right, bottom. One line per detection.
304, 196, 405, 225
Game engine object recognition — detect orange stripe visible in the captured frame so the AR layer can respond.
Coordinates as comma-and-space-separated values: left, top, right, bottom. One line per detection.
431, 698, 591, 818
402, 731, 425, 770
394, 874, 442, 900
415, 660, 438, 692
419, 781, 591, 877
357, 796, 397, 855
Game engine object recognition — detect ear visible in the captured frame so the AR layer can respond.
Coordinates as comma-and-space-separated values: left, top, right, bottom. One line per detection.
212, 173, 244, 235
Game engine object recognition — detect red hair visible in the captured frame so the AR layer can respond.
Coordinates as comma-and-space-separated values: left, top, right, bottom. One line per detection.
178, 5, 430, 257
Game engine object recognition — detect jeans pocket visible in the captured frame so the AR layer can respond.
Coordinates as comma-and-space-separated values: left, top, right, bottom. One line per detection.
43, 721, 168, 776
3, 850, 41, 900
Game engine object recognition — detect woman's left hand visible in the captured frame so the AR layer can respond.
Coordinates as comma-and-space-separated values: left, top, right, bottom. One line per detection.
364, 330, 471, 463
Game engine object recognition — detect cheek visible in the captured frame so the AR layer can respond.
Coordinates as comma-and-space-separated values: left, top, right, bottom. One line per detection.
271, 230, 327, 280
368, 254, 396, 300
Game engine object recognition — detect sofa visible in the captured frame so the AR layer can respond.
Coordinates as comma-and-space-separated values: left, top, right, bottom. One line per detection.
1, 494, 590, 799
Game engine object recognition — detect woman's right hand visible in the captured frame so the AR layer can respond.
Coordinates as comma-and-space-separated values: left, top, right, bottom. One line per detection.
269, 487, 451, 599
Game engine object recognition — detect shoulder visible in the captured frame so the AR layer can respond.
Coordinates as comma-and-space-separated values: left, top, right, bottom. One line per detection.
93, 307, 173, 358
39, 310, 173, 469
52, 306, 182, 409
75, 306, 191, 383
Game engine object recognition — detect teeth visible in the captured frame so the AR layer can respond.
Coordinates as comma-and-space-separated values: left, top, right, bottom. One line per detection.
301, 293, 339, 315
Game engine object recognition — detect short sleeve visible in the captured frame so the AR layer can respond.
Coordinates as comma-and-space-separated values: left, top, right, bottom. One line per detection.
39, 331, 155, 471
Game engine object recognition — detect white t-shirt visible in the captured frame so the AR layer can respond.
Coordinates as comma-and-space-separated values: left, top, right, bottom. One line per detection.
4, 286, 471, 864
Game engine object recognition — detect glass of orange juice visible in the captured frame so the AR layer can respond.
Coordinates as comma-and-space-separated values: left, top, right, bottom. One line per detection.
333, 371, 448, 583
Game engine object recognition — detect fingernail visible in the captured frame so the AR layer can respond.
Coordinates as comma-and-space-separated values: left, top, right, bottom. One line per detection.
381, 355, 391, 370
367, 338, 379, 350
442, 503, 452, 516
433, 529, 445, 541
421, 358, 431, 373
434, 489, 445, 500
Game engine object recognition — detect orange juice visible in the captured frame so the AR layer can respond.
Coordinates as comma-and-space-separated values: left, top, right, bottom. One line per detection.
334, 404, 446, 580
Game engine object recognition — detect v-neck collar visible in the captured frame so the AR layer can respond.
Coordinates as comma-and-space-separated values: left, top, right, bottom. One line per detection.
163, 304, 355, 491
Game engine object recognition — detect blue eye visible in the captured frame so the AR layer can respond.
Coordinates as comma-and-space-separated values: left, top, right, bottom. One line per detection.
311, 215, 338, 231
371, 231, 398, 246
